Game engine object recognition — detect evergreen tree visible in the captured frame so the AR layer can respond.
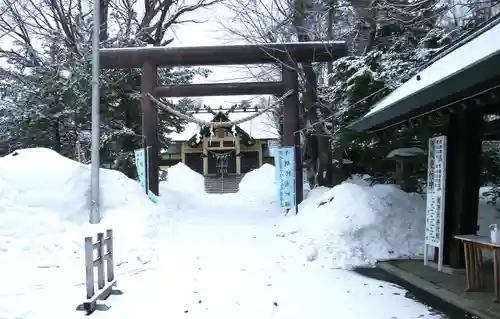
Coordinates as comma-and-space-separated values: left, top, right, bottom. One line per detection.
317, 16, 453, 188
0, 0, 216, 178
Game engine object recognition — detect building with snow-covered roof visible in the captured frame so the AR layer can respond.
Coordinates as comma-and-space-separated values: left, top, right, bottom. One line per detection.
160, 109, 279, 176
348, 14, 500, 273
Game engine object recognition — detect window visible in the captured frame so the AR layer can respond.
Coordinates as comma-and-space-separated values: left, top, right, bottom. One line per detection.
166, 142, 181, 153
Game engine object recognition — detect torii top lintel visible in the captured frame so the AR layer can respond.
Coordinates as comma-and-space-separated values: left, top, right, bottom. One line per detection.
99, 41, 348, 69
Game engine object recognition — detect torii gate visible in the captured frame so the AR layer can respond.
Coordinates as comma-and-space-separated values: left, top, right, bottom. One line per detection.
98, 42, 348, 207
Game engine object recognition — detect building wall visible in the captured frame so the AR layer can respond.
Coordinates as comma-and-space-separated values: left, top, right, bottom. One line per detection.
241, 140, 263, 167
263, 156, 275, 165
162, 139, 277, 175
159, 153, 181, 171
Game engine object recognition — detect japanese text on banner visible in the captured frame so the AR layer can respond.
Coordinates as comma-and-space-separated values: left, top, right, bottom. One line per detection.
134, 149, 147, 193
275, 147, 295, 209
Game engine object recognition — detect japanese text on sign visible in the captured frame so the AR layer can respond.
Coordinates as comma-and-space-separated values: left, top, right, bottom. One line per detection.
274, 147, 295, 209
134, 148, 147, 193
425, 136, 447, 248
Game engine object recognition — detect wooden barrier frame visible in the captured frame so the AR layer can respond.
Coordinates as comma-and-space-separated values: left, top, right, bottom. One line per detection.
80, 229, 118, 313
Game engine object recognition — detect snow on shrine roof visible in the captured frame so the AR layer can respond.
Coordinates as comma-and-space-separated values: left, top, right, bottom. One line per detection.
169, 111, 278, 141
357, 15, 500, 124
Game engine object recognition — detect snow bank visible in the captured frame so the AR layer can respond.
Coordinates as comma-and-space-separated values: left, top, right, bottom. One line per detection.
0, 148, 164, 289
279, 182, 426, 269
237, 164, 425, 268
238, 164, 276, 199
185, 165, 283, 221
159, 162, 207, 213
239, 164, 312, 203
0, 148, 157, 221
161, 162, 205, 194
344, 174, 372, 187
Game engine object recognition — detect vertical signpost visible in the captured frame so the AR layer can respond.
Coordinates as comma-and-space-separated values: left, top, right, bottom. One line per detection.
275, 147, 296, 213
134, 147, 160, 204
424, 135, 447, 271
134, 148, 148, 193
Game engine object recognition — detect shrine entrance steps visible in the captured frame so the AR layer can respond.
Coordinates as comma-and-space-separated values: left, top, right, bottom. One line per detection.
204, 174, 245, 194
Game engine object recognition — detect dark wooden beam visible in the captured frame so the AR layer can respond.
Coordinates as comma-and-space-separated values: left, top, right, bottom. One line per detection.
159, 158, 181, 166
443, 109, 482, 268
141, 61, 159, 195
483, 134, 500, 140
282, 61, 303, 211
100, 42, 348, 69
155, 81, 287, 97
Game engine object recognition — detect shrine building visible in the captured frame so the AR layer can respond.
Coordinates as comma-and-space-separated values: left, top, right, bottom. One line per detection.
159, 108, 279, 176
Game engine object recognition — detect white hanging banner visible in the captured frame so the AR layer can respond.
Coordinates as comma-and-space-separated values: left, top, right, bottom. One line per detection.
134, 148, 148, 193
424, 135, 447, 271
134, 147, 160, 204
274, 147, 296, 209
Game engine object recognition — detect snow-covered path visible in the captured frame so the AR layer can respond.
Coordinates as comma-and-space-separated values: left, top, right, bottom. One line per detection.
0, 150, 453, 319
89, 208, 442, 319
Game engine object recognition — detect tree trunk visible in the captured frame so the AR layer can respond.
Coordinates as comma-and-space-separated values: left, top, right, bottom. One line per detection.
293, 0, 333, 187
53, 120, 61, 153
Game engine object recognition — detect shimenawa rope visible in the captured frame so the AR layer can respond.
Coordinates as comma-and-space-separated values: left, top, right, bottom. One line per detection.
145, 89, 293, 128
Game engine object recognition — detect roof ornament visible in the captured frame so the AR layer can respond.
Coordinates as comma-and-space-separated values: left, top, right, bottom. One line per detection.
209, 122, 215, 143
203, 104, 217, 115
225, 103, 239, 115
195, 126, 202, 144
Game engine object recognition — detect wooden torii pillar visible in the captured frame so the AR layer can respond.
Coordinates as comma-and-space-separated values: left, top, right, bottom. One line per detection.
141, 61, 159, 194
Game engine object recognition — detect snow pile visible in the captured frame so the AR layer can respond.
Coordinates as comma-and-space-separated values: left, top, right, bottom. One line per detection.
0, 148, 157, 221
280, 181, 426, 269
161, 162, 205, 194
159, 162, 207, 213
0, 148, 164, 289
344, 174, 372, 187
238, 164, 276, 199
211, 165, 281, 220
238, 164, 312, 203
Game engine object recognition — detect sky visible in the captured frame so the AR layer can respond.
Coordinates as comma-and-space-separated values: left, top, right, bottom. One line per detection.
0, 0, 272, 108
162, 1, 271, 108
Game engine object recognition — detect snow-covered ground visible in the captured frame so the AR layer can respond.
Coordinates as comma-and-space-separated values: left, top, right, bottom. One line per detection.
0, 148, 497, 318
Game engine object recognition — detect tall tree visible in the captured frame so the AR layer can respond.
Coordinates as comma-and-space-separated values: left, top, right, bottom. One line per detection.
219, 0, 496, 189
0, 0, 217, 177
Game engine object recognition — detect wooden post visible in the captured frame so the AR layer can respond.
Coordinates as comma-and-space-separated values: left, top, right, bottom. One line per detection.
235, 138, 241, 174
106, 229, 114, 282
282, 61, 303, 211
443, 109, 482, 268
97, 232, 105, 289
203, 139, 208, 176
84, 236, 94, 299
141, 61, 159, 195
